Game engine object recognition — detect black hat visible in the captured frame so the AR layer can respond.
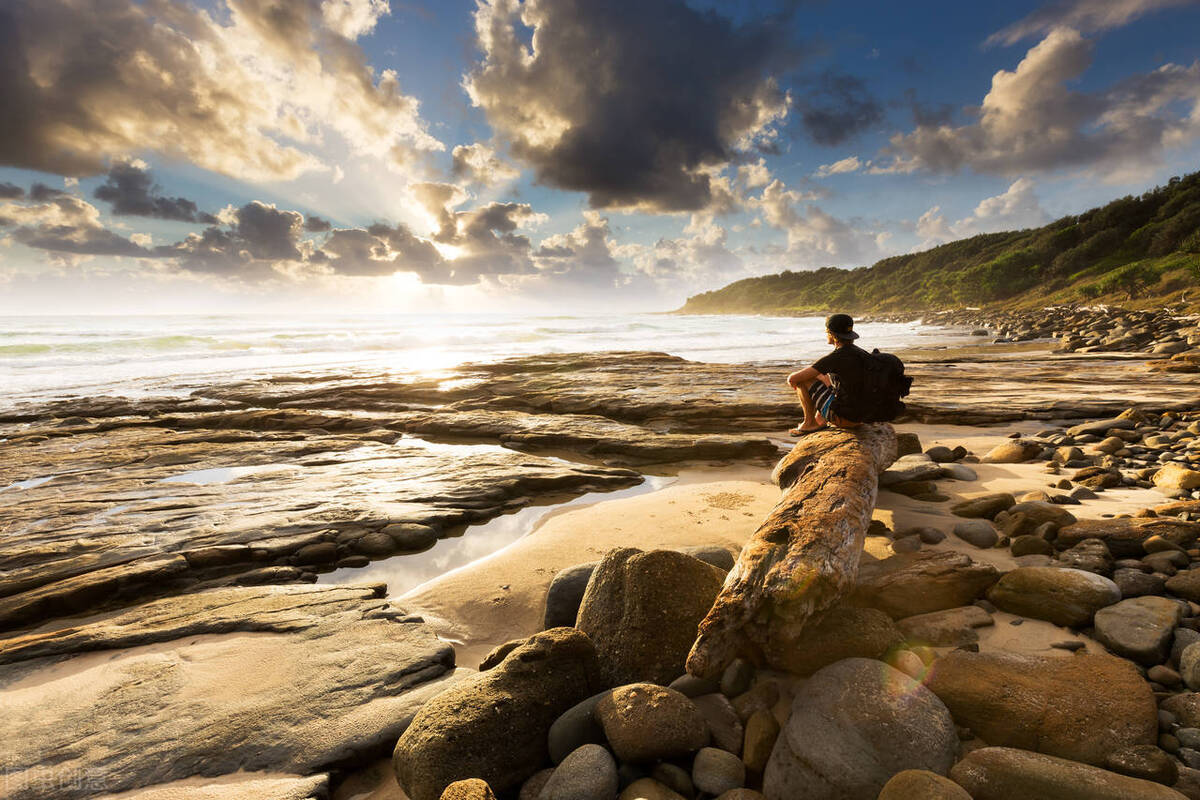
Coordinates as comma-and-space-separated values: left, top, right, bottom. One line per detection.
825, 313, 859, 340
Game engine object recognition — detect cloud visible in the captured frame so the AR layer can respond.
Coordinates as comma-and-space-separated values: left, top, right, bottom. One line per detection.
0, 183, 23, 199
795, 71, 884, 146
752, 178, 889, 266
737, 159, 772, 189
987, 0, 1198, 46
304, 215, 333, 233
451, 143, 521, 186
463, 0, 791, 212
314, 223, 448, 279
815, 156, 867, 177
880, 28, 1200, 178
916, 178, 1051, 246
0, 194, 151, 258
0, 0, 441, 181
93, 160, 217, 223
158, 201, 307, 275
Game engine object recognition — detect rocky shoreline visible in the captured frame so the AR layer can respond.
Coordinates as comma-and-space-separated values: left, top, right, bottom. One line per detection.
1, 325, 1200, 799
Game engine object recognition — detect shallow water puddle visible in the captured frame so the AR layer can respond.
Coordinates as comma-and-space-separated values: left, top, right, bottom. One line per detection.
319, 475, 674, 597
157, 464, 294, 484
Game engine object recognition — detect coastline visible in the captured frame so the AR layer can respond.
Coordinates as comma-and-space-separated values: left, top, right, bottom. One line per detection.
2, 307, 1200, 798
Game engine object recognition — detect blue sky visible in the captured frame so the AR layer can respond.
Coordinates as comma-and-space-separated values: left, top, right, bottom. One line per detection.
1, 0, 1198, 313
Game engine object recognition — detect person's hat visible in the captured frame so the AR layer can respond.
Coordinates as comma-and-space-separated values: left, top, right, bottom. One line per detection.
825, 313, 859, 340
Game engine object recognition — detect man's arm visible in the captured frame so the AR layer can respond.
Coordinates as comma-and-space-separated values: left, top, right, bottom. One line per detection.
787, 365, 820, 388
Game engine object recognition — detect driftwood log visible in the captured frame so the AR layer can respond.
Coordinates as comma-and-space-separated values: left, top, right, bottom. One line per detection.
686, 424, 897, 679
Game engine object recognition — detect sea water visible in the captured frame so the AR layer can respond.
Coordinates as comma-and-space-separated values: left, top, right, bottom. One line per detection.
0, 312, 964, 410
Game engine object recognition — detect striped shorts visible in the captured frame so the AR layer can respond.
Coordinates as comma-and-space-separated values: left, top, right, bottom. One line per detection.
807, 379, 836, 420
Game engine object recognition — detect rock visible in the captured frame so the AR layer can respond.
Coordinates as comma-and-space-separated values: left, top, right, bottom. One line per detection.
852, 550, 1001, 619
954, 519, 999, 548
926, 651, 1157, 765
381, 523, 439, 551
1057, 538, 1116, 576
1011, 534, 1054, 556
1069, 418, 1137, 437
594, 683, 709, 763
982, 440, 1043, 463
731, 680, 781, 722
442, 779, 498, 800
1177, 630, 1200, 669
618, 778, 686, 800
762, 604, 903, 676
549, 692, 608, 764
1094, 596, 1185, 665
762, 658, 956, 800
888, 648, 929, 680
1103, 744, 1179, 786
649, 765, 693, 798
951, 747, 1188, 799
577, 548, 725, 686
1168, 571, 1200, 603
678, 545, 737, 572
1114, 568, 1168, 598
720, 659, 755, 697
693, 694, 744, 755
668, 674, 719, 698
896, 432, 923, 456
1164, 694, 1200, 728
898, 605, 993, 647
1157, 464, 1200, 491
880, 462, 944, 486
0, 584, 459, 800
692, 747, 745, 796
1057, 518, 1200, 557
925, 446, 957, 462
1072, 466, 1123, 490
987, 567, 1121, 627
1175, 767, 1200, 800
1008, 501, 1077, 528
1150, 665, 1183, 687
1096, 436, 1127, 454
521, 771, 555, 800
544, 562, 597, 629
479, 638, 524, 670
1181, 643, 1200, 690
951, 493, 1016, 519
877, 770, 971, 799
538, 744, 618, 800
941, 463, 978, 481
742, 709, 780, 773
394, 628, 602, 800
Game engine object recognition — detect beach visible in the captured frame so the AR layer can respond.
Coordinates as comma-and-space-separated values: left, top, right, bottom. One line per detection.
2, 309, 1200, 799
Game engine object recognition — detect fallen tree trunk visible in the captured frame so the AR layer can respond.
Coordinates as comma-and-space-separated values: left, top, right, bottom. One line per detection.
686, 424, 897, 679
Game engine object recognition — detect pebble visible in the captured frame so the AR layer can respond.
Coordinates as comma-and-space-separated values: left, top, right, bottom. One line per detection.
692, 747, 745, 796
720, 659, 755, 698
538, 744, 618, 800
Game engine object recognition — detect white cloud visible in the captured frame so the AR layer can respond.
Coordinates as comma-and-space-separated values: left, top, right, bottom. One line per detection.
751, 179, 888, 267
987, 0, 1198, 46
451, 143, 521, 186
815, 156, 867, 177
881, 27, 1200, 180
917, 178, 1051, 247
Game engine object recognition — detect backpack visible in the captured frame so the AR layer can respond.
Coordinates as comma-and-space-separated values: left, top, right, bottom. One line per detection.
831, 348, 913, 423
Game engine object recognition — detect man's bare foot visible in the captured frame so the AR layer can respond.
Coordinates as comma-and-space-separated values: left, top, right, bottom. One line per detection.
788, 424, 828, 436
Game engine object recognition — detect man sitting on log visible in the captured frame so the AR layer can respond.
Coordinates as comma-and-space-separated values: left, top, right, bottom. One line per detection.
786, 313, 866, 435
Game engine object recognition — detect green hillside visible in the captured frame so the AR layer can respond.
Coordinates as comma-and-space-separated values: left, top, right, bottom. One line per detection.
679, 171, 1200, 315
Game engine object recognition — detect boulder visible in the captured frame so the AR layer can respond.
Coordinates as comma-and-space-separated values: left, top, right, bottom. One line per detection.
1157, 464, 1200, 491
1007, 501, 1077, 528
1071, 467, 1123, 490
548, 692, 608, 764
692, 747, 745, 796
898, 605, 993, 648
393, 628, 603, 800
987, 567, 1121, 627
1103, 744, 1179, 786
949, 747, 1188, 800
953, 519, 999, 548
543, 562, 597, 629
1057, 518, 1200, 558
1093, 596, 1185, 665
1114, 568, 1167, 598
982, 441, 1043, 463
762, 658, 956, 800
742, 709, 780, 774
951, 493, 1016, 519
594, 683, 709, 763
1068, 418, 1136, 437
441, 779, 498, 800
618, 779, 685, 800
1011, 534, 1054, 556
577, 549, 725, 687
761, 604, 903, 676
878, 770, 971, 800
1164, 694, 1200, 728
538, 744, 618, 800
941, 463, 979, 481
692, 694, 743, 755
1181, 643, 1200, 690
851, 550, 1000, 619
1057, 538, 1116, 576
926, 651, 1157, 765
1169, 571, 1200, 603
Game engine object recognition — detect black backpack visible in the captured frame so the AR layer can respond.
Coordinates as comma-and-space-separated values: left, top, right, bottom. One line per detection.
831, 348, 913, 423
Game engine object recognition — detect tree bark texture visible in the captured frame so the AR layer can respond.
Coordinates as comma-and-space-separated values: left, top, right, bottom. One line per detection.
686, 423, 897, 679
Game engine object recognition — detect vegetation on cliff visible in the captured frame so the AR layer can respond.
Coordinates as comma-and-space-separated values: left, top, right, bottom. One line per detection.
680, 172, 1200, 314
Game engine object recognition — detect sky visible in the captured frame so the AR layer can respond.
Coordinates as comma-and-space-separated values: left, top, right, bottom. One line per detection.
1, 0, 1199, 314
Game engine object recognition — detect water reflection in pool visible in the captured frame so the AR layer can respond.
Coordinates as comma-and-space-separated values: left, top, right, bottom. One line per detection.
318, 475, 675, 598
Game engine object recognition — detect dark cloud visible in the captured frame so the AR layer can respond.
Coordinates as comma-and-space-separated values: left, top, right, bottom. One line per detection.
464, 0, 793, 212
0, 182, 23, 199
156, 201, 303, 274
315, 223, 448, 279
29, 183, 67, 201
93, 161, 217, 223
304, 215, 333, 233
795, 71, 884, 146
0, 195, 151, 258
896, 88, 956, 128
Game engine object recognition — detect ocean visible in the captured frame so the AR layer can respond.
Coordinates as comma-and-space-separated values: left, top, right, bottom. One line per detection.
0, 313, 962, 410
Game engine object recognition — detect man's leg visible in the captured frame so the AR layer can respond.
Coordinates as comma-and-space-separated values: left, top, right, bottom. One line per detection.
792, 381, 826, 432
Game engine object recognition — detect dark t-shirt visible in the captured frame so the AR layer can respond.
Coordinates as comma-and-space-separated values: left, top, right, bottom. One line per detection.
813, 344, 867, 390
